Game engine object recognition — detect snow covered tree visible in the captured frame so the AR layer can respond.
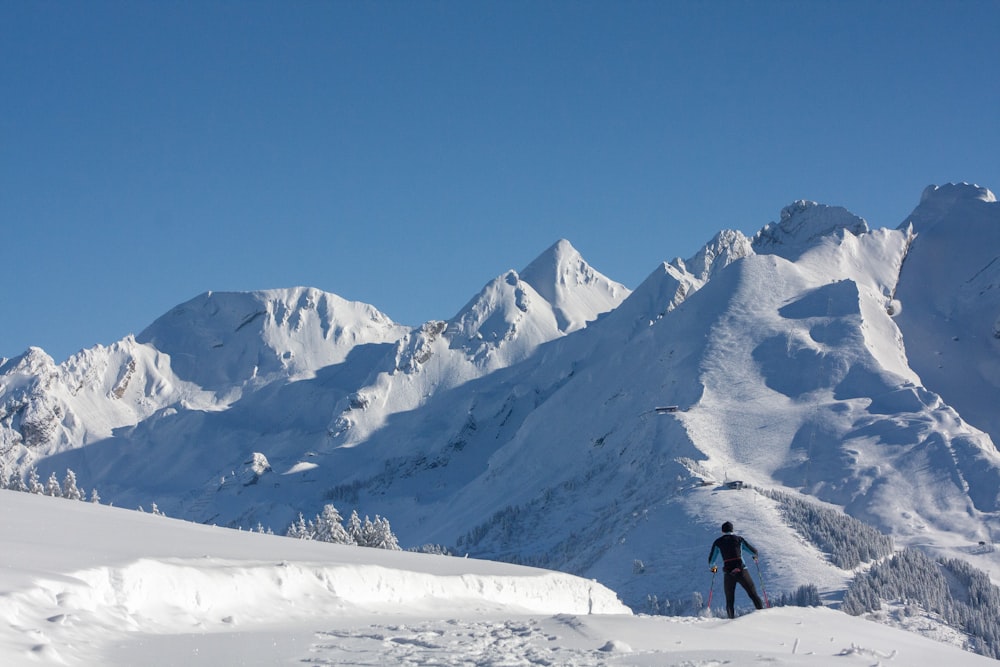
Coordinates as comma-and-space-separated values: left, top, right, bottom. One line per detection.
89, 488, 101, 504
28, 468, 43, 495
775, 584, 821, 607
760, 488, 892, 569
45, 472, 61, 497
312, 504, 353, 545
358, 515, 400, 550
62, 469, 83, 500
7, 471, 27, 493
357, 515, 376, 547
373, 516, 399, 550
409, 544, 453, 555
286, 513, 312, 540
346, 510, 363, 544
843, 548, 1000, 658
286, 506, 400, 549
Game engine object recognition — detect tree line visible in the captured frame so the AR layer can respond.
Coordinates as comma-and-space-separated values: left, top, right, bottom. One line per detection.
759, 488, 894, 569
0, 465, 404, 552
843, 548, 1000, 659
0, 466, 100, 503
285, 504, 401, 550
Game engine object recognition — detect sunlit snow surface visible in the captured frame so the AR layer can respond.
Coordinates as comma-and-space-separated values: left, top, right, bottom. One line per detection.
1, 492, 992, 666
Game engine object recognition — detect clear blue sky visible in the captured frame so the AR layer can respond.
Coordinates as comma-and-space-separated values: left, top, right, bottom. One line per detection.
2, 1, 998, 363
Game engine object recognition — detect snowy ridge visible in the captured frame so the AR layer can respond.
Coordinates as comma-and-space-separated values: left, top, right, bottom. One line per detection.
0, 339, 214, 461
893, 183, 1000, 453
137, 287, 410, 391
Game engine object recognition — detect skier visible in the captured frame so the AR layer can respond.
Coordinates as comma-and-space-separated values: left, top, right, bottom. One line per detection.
708, 521, 765, 618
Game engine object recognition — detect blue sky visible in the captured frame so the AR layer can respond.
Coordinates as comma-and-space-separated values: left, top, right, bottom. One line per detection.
2, 1, 998, 363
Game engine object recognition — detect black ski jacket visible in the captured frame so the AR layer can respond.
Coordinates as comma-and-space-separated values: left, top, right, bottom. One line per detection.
708, 533, 758, 573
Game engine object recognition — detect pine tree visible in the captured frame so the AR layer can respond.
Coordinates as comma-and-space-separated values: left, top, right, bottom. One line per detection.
28, 468, 44, 494
45, 472, 61, 497
356, 515, 400, 550
312, 504, 353, 545
346, 510, 363, 545
7, 471, 27, 493
286, 513, 312, 540
62, 469, 83, 500
358, 515, 376, 547
370, 515, 400, 550
89, 488, 101, 504
252, 522, 273, 535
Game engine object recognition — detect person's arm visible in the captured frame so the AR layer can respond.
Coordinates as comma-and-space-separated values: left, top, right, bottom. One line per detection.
741, 537, 759, 559
708, 542, 720, 567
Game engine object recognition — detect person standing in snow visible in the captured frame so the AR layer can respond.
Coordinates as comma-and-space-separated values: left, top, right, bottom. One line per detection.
708, 521, 765, 618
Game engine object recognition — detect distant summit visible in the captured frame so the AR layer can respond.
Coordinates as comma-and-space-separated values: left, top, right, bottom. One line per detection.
137, 287, 408, 391
752, 201, 869, 260
519, 238, 629, 333
444, 239, 628, 366
919, 182, 996, 206
903, 182, 997, 230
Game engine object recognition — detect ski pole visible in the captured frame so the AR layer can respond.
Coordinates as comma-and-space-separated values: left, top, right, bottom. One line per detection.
707, 566, 717, 612
753, 557, 770, 608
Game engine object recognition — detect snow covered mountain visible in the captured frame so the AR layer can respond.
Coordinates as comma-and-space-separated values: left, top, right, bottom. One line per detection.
3, 185, 1000, 627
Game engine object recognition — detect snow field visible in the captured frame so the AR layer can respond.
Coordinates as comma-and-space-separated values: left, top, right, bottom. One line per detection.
101, 607, 1000, 666
0, 491, 628, 665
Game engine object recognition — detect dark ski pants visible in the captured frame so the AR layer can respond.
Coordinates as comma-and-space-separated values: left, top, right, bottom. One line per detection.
724, 568, 764, 619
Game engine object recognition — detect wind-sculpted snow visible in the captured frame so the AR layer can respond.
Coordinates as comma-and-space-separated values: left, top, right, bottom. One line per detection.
7, 556, 625, 663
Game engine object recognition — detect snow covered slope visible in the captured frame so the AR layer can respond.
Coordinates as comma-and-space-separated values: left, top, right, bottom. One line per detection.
3, 186, 1000, 631
2, 490, 993, 667
893, 184, 1000, 447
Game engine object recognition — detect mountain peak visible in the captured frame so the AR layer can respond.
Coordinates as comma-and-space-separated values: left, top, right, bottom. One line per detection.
519, 238, 629, 333
680, 229, 754, 281
920, 182, 997, 206
137, 287, 407, 390
903, 182, 998, 232
752, 201, 869, 260
443, 240, 629, 366
0, 346, 56, 377
519, 239, 583, 296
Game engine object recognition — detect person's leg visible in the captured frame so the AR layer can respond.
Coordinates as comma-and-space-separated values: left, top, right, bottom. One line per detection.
723, 572, 738, 618
738, 569, 764, 610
